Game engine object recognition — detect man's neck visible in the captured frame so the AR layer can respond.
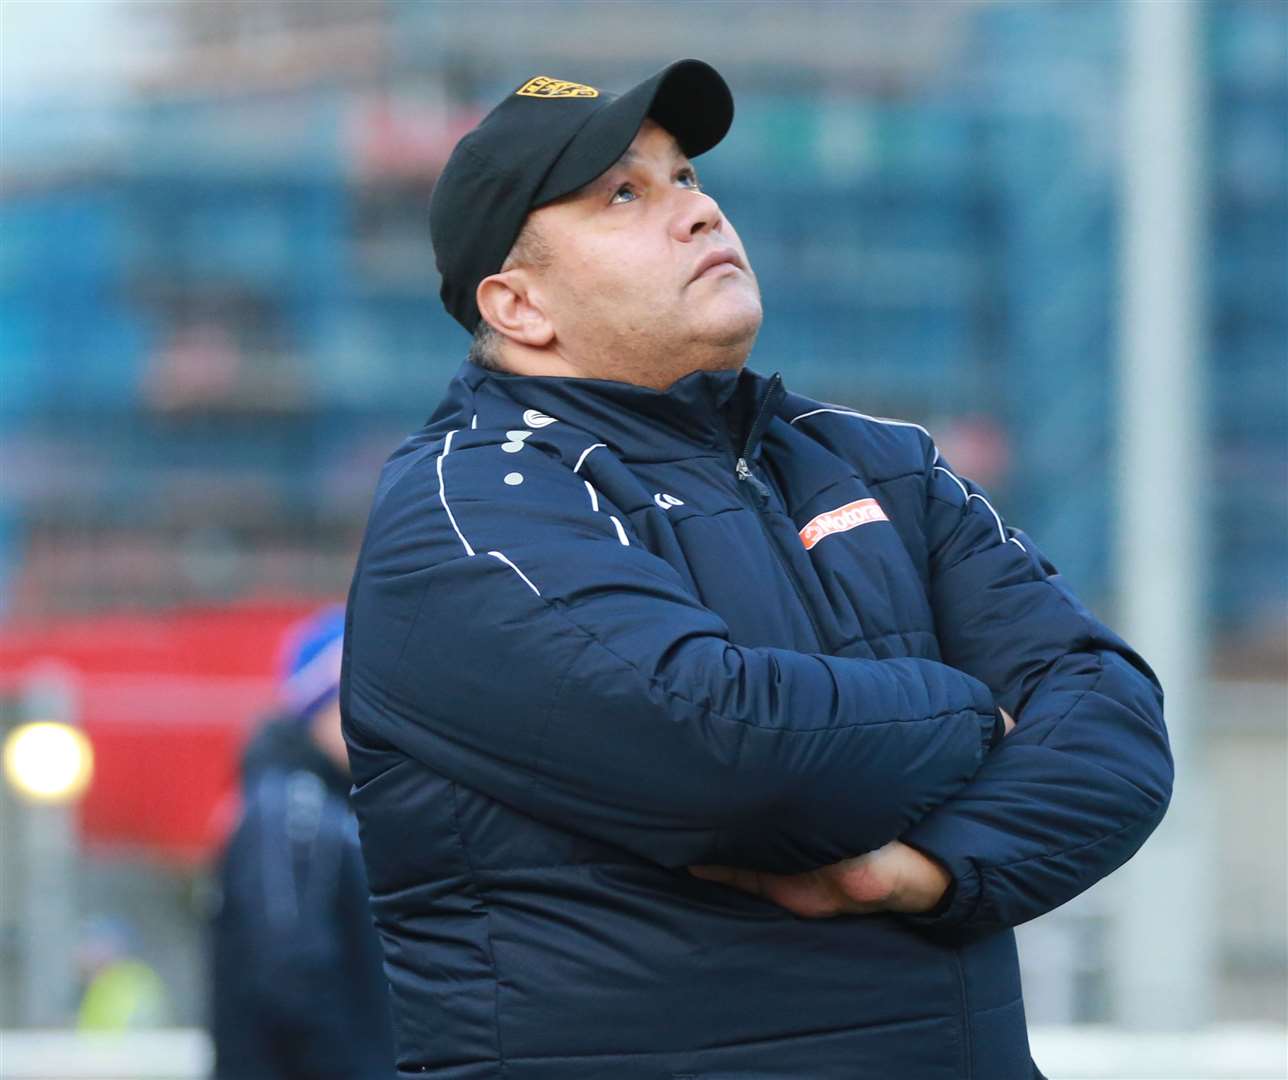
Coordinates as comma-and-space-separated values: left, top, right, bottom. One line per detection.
494, 342, 749, 391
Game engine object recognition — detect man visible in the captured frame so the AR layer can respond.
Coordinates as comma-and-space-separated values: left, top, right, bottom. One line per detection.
342, 60, 1172, 1079
212, 607, 395, 1080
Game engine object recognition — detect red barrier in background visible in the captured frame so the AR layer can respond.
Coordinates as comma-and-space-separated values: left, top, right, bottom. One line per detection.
0, 601, 326, 865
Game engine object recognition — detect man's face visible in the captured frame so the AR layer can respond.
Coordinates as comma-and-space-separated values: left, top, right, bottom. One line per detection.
523, 118, 762, 387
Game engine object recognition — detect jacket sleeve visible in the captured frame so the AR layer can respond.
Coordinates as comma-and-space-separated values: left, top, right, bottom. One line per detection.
345, 437, 1001, 874
899, 447, 1174, 933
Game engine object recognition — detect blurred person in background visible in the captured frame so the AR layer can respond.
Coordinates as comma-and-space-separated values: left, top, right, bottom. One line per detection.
210, 606, 395, 1080
76, 915, 170, 1031
343, 61, 1173, 1078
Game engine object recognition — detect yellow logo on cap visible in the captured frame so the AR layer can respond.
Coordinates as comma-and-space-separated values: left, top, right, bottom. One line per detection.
516, 76, 599, 99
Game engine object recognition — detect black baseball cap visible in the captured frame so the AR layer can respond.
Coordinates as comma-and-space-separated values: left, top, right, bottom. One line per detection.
429, 59, 734, 333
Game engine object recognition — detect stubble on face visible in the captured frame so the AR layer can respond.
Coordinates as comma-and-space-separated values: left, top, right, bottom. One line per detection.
525, 120, 763, 389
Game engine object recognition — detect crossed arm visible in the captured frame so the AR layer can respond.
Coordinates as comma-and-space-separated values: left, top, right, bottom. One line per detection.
349, 439, 1170, 932
690, 450, 1173, 932
689, 707, 1015, 918
347, 441, 1001, 875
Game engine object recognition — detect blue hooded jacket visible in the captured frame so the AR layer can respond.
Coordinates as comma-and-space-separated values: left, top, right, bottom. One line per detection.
342, 360, 1172, 1079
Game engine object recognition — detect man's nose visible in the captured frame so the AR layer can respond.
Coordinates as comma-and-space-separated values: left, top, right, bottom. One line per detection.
672, 190, 723, 241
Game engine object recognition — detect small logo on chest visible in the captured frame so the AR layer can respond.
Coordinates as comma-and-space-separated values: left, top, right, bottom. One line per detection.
799, 497, 888, 550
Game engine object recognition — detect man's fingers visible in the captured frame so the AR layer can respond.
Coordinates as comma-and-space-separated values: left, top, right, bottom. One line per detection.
691, 864, 828, 915
693, 847, 947, 917
693, 865, 859, 918
688, 865, 763, 896
688, 864, 734, 884
690, 862, 896, 918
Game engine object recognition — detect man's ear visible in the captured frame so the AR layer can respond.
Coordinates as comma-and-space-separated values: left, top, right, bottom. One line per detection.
476, 270, 554, 348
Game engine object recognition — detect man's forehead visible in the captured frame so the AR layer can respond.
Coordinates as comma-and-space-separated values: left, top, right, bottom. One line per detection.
614, 121, 688, 167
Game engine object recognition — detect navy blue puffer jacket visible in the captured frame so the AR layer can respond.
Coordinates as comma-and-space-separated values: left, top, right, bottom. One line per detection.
342, 361, 1172, 1079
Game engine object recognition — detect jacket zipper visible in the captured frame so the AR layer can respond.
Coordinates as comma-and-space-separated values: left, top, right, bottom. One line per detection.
728, 374, 828, 653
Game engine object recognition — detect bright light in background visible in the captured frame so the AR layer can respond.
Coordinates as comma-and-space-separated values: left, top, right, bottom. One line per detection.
3, 721, 95, 804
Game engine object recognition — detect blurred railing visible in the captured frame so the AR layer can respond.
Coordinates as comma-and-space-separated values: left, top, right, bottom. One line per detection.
2, 1026, 1287, 1080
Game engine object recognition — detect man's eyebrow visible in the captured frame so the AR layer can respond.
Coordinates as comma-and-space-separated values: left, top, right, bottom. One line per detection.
612, 138, 688, 171
584, 140, 692, 196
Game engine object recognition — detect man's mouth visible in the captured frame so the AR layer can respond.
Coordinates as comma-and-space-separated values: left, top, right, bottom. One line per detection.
690, 249, 743, 283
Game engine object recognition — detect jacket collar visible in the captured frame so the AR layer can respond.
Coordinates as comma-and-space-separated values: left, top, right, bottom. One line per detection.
459, 360, 783, 464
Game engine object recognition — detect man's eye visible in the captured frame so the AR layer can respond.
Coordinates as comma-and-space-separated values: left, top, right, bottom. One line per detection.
610, 184, 637, 204
677, 169, 701, 189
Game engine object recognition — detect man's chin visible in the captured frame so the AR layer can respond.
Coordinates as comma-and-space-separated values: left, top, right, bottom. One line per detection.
697, 297, 763, 353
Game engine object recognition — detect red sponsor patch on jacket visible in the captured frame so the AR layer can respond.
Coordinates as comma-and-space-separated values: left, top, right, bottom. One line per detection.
799, 497, 889, 550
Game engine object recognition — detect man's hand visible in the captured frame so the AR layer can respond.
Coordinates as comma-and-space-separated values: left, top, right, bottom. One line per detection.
689, 710, 1011, 917
689, 841, 952, 918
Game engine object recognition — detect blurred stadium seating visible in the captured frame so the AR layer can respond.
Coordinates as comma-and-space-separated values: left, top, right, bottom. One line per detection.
0, 0, 1283, 1047
1, 1, 1283, 646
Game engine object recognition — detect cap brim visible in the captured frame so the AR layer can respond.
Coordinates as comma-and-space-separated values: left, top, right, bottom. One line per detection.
533, 59, 733, 207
